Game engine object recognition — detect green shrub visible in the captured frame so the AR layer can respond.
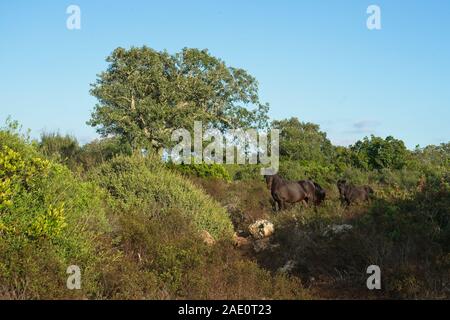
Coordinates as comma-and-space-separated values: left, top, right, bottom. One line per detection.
278, 160, 337, 188
0, 131, 110, 299
350, 135, 410, 170
89, 154, 234, 239
37, 133, 133, 173
39, 132, 80, 168
77, 137, 132, 171
167, 161, 231, 181
226, 164, 262, 181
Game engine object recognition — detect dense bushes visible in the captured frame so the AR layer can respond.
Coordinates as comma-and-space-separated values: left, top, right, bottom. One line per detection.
38, 133, 132, 172
1, 126, 312, 299
272, 118, 335, 164
0, 130, 110, 299
76, 137, 132, 171
1, 114, 448, 299
89, 154, 233, 239
187, 138, 449, 299
167, 161, 232, 181
39, 133, 80, 169
350, 135, 409, 170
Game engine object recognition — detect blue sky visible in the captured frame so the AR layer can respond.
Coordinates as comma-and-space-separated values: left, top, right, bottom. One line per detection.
1, 0, 449, 148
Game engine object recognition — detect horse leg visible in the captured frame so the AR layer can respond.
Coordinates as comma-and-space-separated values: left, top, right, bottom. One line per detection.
276, 200, 282, 212
269, 198, 277, 211
302, 199, 308, 207
340, 197, 347, 207
273, 199, 280, 212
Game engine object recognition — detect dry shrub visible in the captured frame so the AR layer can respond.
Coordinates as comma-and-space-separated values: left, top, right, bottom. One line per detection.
108, 204, 310, 300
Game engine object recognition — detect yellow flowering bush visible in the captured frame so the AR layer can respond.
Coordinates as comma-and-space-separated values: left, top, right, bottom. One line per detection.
0, 145, 26, 176
0, 129, 111, 298
27, 204, 67, 239
0, 146, 24, 212
0, 145, 51, 210
0, 178, 13, 210
0, 145, 62, 239
0, 220, 15, 235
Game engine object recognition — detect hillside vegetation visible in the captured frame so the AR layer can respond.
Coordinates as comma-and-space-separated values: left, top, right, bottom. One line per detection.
1, 117, 448, 299
0, 123, 309, 299
1, 47, 448, 299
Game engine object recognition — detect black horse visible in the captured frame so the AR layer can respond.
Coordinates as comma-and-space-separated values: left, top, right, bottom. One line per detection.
265, 174, 314, 211
337, 179, 373, 206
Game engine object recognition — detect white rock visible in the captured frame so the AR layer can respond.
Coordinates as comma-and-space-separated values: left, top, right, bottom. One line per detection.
248, 220, 274, 240
201, 230, 216, 246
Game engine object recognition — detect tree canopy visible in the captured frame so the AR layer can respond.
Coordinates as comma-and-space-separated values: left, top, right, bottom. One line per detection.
88, 46, 269, 151
271, 117, 334, 163
350, 135, 409, 170
413, 143, 450, 168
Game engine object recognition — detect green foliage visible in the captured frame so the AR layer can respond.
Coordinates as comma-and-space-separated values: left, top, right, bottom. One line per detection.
264, 173, 449, 299
410, 143, 450, 178
350, 135, 410, 170
414, 143, 450, 168
0, 130, 111, 298
38, 133, 133, 172
2, 68, 449, 299
89, 154, 233, 239
77, 137, 132, 171
278, 160, 337, 186
88, 46, 269, 151
39, 132, 80, 168
0, 118, 36, 157
226, 163, 263, 181
167, 161, 231, 181
27, 203, 67, 239
272, 117, 334, 164
0, 144, 52, 216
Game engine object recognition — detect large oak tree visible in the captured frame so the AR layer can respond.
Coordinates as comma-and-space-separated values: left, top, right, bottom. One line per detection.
88, 46, 269, 152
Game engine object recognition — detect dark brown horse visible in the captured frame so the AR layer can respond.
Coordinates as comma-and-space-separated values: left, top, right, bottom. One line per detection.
298, 180, 326, 206
265, 174, 313, 211
312, 182, 326, 205
337, 179, 373, 206
298, 180, 316, 202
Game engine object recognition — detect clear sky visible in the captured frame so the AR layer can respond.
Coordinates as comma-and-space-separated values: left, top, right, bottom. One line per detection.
1, 0, 449, 148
